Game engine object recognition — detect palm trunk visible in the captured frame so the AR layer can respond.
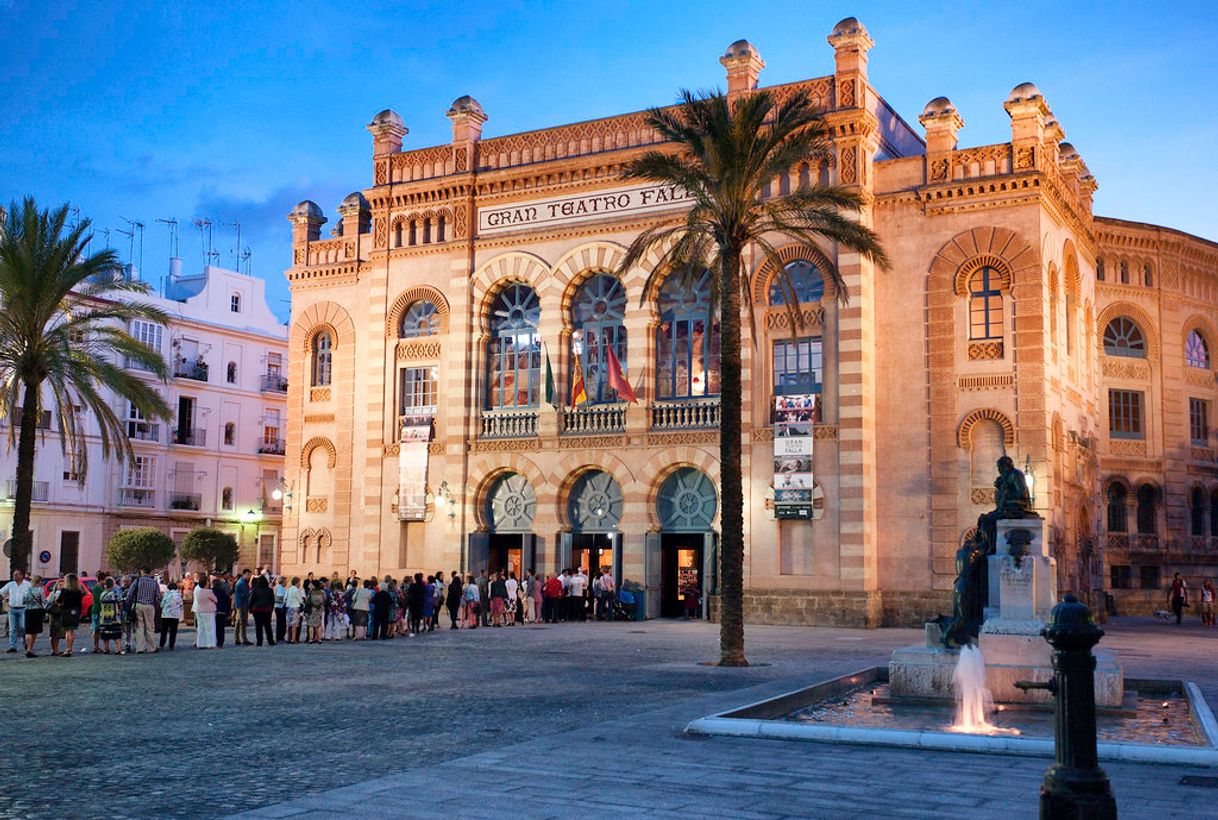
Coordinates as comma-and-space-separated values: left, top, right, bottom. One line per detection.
717, 246, 747, 666
9, 377, 41, 575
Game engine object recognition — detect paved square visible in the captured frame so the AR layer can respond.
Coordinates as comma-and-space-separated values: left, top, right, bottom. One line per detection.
2, 618, 1215, 818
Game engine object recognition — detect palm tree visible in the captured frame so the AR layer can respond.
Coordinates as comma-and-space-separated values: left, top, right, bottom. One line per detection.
620, 90, 888, 666
0, 198, 171, 575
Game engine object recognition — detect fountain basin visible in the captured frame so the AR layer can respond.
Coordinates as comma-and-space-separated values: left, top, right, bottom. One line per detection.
685, 667, 1218, 767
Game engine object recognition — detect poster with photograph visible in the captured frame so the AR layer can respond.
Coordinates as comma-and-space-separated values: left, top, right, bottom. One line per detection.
773, 395, 817, 519
398, 423, 431, 521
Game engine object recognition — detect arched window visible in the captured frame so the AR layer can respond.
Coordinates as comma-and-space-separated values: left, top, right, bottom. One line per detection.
400, 301, 440, 338
226, 361, 237, 384
311, 331, 332, 387
1186, 330, 1210, 369
487, 284, 541, 408
1143, 263, 1153, 288
393, 220, 403, 248
967, 267, 1003, 341
1136, 484, 1157, 535
223, 422, 235, 446
768, 259, 825, 305
221, 487, 233, 511
1103, 317, 1145, 358
1096, 260, 1105, 282
1106, 484, 1127, 533
571, 274, 627, 404
656, 269, 720, 399
1119, 261, 1129, 284
1064, 294, 1076, 355
1191, 486, 1206, 537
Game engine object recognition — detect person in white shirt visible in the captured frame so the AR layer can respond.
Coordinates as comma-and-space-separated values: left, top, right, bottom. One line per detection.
1, 570, 31, 653
568, 569, 588, 622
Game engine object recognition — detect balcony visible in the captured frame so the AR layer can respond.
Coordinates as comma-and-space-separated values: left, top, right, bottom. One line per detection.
480, 408, 538, 439
5, 480, 50, 502
174, 358, 209, 382
260, 373, 288, 393
125, 355, 163, 373
168, 492, 202, 511
173, 427, 207, 447
258, 437, 286, 455
561, 403, 626, 435
127, 421, 160, 442
650, 398, 721, 431
119, 488, 156, 508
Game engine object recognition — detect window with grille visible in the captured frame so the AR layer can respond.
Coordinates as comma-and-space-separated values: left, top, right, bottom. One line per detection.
1103, 317, 1145, 358
1186, 330, 1210, 369
1190, 398, 1209, 445
1108, 390, 1143, 439
400, 367, 438, 415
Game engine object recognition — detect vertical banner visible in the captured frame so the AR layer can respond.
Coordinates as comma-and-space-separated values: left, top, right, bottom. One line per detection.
398, 423, 431, 521
773, 395, 817, 519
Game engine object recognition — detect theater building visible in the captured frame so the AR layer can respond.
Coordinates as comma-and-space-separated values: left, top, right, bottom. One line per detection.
279, 17, 1218, 623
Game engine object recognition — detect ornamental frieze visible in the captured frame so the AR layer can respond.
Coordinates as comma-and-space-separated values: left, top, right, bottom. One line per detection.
1101, 359, 1150, 381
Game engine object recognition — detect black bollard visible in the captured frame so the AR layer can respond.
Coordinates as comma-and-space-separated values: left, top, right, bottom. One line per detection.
1014, 594, 1117, 819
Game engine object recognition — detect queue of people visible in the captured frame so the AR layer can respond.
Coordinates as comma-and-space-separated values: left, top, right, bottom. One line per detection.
0, 565, 632, 656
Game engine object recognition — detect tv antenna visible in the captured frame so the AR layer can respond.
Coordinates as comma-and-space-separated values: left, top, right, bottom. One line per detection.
192, 218, 219, 267
240, 246, 252, 275
114, 225, 134, 278
100, 228, 112, 249
119, 216, 144, 274
223, 221, 242, 269
155, 218, 179, 257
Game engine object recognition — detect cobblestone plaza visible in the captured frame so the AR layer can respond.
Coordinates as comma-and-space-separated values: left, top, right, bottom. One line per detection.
2, 619, 1215, 819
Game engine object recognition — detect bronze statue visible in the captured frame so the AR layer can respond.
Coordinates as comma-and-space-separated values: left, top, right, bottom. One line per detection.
940, 456, 1035, 648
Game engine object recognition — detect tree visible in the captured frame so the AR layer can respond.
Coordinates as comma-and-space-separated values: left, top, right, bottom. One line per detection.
181, 528, 239, 573
619, 90, 888, 666
105, 527, 175, 574
0, 198, 172, 575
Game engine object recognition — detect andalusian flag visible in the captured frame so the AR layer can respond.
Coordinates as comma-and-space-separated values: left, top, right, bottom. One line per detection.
543, 343, 557, 407
570, 353, 588, 407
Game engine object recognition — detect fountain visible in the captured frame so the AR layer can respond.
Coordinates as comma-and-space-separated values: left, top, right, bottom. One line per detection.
684, 459, 1218, 765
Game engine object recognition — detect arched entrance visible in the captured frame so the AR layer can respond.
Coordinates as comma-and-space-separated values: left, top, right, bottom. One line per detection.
562, 470, 624, 619
470, 472, 537, 578
649, 467, 718, 618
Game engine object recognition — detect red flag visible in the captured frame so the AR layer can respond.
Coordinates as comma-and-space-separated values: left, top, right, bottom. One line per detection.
606, 345, 637, 404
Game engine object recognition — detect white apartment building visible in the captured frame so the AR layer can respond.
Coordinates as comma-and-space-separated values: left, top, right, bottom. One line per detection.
0, 262, 288, 577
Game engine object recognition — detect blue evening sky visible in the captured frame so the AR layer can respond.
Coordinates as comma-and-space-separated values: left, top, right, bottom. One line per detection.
2, 0, 1215, 321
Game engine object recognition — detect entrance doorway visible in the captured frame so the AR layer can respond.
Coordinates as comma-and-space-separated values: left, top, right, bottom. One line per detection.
488, 532, 535, 577
660, 533, 703, 618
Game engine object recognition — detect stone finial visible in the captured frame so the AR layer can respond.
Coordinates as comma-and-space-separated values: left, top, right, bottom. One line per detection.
919, 96, 964, 153
1004, 83, 1051, 168
367, 108, 408, 156
337, 192, 371, 237
288, 200, 325, 245
446, 95, 488, 142
826, 17, 874, 79
720, 39, 765, 96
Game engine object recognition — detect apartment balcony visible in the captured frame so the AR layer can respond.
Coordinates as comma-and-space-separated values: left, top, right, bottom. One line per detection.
480, 408, 538, 439
561, 403, 626, 435
125, 355, 163, 373
258, 437, 286, 455
173, 427, 207, 447
119, 488, 156, 508
650, 398, 721, 431
127, 421, 160, 442
169, 492, 202, 512
174, 358, 209, 382
5, 480, 50, 502
260, 374, 288, 393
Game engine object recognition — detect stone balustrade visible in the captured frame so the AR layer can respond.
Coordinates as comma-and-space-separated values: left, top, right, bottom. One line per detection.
650, 399, 721, 431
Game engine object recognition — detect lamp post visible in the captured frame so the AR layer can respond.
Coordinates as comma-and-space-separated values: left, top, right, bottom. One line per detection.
1024, 454, 1037, 506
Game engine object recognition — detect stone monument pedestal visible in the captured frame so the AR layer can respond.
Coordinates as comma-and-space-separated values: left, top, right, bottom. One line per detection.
890, 516, 1124, 707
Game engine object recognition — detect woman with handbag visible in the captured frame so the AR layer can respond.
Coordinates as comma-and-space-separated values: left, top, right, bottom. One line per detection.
48, 574, 85, 656
21, 576, 45, 657
192, 575, 218, 649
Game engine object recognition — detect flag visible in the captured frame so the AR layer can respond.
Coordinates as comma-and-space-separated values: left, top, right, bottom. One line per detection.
606, 345, 637, 404
570, 353, 588, 407
543, 343, 556, 407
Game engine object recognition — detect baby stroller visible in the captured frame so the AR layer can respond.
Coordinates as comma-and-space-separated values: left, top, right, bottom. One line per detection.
613, 589, 637, 621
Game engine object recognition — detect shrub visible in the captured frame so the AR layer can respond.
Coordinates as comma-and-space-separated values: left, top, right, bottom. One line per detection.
181, 527, 239, 573
105, 528, 175, 573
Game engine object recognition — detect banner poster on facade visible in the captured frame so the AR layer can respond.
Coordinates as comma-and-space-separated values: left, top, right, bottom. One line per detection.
398, 423, 431, 521
773, 395, 817, 519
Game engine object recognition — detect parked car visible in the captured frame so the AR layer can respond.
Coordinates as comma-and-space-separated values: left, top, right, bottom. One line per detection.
41, 577, 97, 615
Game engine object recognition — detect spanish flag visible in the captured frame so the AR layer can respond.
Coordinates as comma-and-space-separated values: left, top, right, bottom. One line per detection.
570, 354, 588, 407
606, 345, 638, 404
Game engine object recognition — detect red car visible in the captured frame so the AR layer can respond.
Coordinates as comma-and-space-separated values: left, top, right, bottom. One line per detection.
41, 577, 97, 616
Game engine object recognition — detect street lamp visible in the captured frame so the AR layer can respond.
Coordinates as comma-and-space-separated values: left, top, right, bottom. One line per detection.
1024, 454, 1037, 505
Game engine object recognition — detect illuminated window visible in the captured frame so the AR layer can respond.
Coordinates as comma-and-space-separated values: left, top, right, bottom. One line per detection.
656, 270, 720, 399
486, 285, 540, 409
311, 331, 332, 387
1186, 330, 1209, 369
571, 274, 627, 404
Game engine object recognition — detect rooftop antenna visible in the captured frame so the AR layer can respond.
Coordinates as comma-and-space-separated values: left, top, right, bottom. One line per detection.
100, 228, 112, 249
192, 218, 219, 267
119, 216, 145, 275
223, 221, 242, 270
240, 246, 252, 276
156, 218, 179, 295
114, 225, 134, 279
